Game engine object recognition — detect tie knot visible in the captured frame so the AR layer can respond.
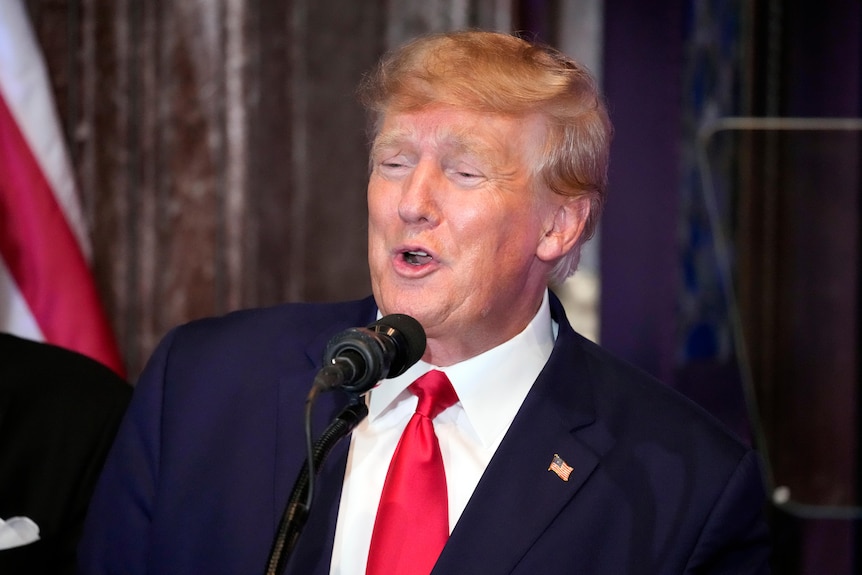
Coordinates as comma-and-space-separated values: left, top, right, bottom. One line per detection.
409, 370, 458, 419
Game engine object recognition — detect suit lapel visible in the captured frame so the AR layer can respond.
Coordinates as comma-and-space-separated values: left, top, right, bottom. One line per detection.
281, 432, 352, 575
433, 294, 607, 574
274, 299, 378, 575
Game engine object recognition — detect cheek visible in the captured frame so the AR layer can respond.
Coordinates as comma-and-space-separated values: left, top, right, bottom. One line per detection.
472, 216, 542, 273
366, 185, 381, 220
367, 190, 398, 268
367, 181, 397, 225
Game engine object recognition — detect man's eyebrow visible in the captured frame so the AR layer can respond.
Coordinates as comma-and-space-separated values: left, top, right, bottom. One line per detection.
371, 131, 410, 157
372, 126, 498, 161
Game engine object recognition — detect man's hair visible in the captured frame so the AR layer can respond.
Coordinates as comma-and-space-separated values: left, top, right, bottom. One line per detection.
358, 29, 612, 283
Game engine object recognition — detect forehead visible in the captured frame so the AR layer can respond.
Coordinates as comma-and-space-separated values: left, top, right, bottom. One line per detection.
372, 106, 546, 161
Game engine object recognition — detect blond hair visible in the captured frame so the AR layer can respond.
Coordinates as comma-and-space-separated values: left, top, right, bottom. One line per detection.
358, 30, 612, 283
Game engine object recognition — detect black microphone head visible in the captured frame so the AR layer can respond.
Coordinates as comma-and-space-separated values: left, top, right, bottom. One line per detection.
320, 314, 426, 395
368, 314, 426, 378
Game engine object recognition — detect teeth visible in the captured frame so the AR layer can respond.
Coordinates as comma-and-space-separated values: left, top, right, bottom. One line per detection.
404, 250, 431, 265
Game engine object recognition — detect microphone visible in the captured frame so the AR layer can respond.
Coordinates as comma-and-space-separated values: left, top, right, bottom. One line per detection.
315, 314, 426, 394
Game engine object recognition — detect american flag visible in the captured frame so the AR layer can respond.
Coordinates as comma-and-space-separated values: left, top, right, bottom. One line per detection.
548, 454, 573, 481
0, 0, 124, 376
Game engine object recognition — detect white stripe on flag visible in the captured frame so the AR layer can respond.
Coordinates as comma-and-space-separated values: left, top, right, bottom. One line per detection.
0, 0, 91, 260
0, 257, 44, 342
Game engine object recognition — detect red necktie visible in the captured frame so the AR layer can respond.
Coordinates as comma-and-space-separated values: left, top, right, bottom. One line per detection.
366, 370, 459, 575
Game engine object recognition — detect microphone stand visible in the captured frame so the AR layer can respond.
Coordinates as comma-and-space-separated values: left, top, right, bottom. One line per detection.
263, 397, 368, 575
262, 314, 425, 574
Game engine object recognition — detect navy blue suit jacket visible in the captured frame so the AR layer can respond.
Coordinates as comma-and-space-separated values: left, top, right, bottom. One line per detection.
78, 294, 770, 574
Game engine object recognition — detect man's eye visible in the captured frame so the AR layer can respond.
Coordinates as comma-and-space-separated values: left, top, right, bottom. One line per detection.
377, 154, 411, 171
450, 168, 484, 185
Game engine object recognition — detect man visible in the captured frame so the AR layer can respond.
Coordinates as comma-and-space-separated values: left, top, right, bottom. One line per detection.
0, 333, 131, 575
78, 30, 771, 574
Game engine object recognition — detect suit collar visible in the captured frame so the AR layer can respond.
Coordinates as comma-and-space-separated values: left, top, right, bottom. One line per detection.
366, 289, 556, 449
433, 290, 604, 574
299, 296, 379, 371
276, 297, 378, 575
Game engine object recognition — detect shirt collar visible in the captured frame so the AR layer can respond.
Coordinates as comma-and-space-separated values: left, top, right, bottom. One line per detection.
367, 289, 556, 447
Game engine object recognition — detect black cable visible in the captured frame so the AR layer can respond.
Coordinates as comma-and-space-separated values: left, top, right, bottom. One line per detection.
262, 397, 369, 575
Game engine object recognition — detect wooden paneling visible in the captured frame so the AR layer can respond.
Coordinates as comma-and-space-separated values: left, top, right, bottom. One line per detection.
25, 0, 511, 377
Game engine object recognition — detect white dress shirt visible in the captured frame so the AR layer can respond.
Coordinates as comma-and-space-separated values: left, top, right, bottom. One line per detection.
329, 291, 557, 575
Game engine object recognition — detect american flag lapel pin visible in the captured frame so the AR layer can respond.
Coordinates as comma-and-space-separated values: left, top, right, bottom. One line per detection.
548, 453, 573, 482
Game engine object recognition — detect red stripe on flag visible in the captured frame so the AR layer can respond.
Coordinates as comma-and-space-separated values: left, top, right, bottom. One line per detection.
0, 91, 125, 376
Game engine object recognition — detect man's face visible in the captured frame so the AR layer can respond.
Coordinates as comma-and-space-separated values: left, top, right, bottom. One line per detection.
367, 105, 570, 365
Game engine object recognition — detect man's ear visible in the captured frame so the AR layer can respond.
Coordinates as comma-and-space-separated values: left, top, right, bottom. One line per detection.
536, 196, 590, 263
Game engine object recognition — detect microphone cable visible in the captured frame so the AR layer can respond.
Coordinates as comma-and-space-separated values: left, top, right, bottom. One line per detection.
263, 395, 368, 575
263, 313, 426, 574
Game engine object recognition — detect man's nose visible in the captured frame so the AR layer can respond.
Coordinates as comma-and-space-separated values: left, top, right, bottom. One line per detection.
397, 160, 440, 225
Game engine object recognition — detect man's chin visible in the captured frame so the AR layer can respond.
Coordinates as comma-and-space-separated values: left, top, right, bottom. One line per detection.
372, 281, 437, 315
375, 297, 439, 332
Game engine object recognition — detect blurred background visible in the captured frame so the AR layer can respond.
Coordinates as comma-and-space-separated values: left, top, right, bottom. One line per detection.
4, 0, 861, 572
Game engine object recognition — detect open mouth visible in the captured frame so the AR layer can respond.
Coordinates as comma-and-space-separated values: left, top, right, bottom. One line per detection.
403, 250, 432, 266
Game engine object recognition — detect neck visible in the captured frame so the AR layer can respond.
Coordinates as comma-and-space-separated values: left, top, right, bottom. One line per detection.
421, 289, 548, 367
